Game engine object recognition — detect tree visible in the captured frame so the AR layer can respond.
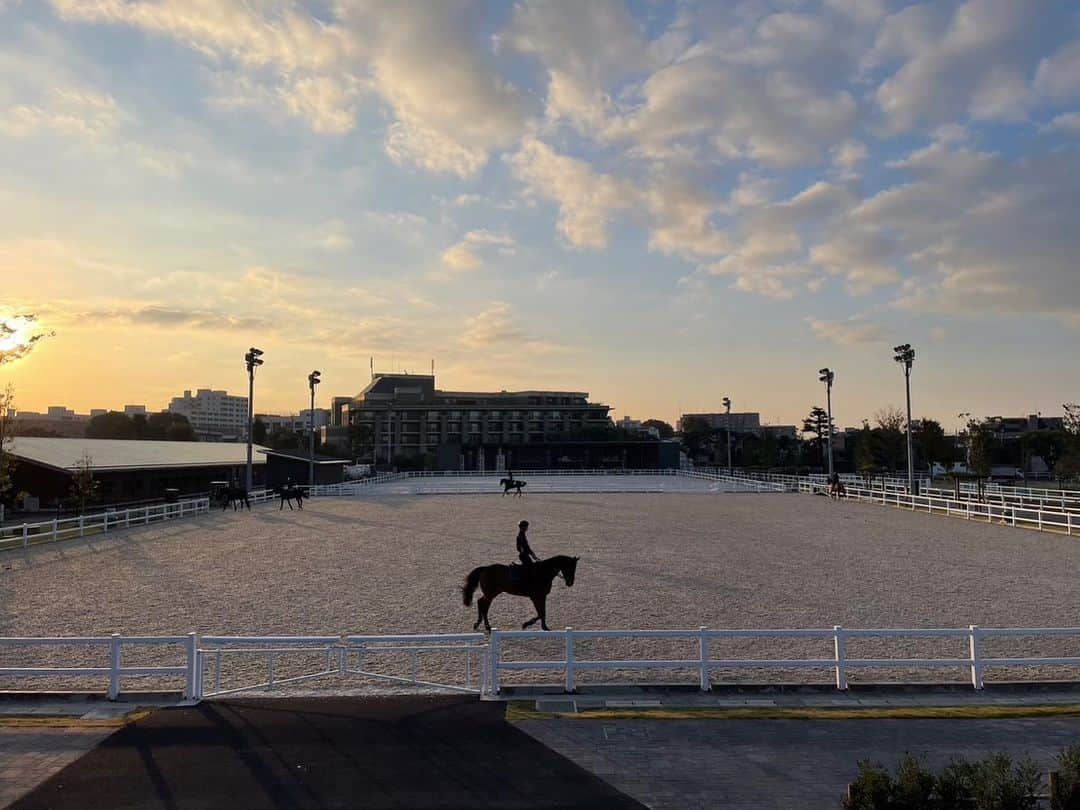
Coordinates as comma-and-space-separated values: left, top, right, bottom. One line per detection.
966, 417, 993, 479
85, 411, 137, 439
69, 452, 99, 513
801, 406, 830, 467
0, 385, 16, 513
642, 419, 675, 439
679, 416, 716, 461
252, 417, 268, 445
855, 421, 877, 475
349, 422, 374, 462
914, 418, 951, 473
874, 406, 906, 473
267, 427, 300, 450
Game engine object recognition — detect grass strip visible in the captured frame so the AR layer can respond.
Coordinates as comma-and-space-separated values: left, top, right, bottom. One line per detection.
0, 709, 152, 728
506, 701, 1080, 722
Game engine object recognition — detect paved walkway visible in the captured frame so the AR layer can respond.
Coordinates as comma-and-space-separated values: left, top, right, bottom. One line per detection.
11, 697, 642, 809
0, 727, 112, 808
518, 716, 1080, 809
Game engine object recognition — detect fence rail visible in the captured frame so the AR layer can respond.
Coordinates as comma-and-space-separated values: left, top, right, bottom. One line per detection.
801, 480, 1078, 536
7, 625, 1080, 699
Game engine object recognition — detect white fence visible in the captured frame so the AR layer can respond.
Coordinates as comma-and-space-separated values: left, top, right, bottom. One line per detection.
7, 625, 1080, 699
0, 489, 280, 552
802, 480, 1079, 536
308, 469, 784, 496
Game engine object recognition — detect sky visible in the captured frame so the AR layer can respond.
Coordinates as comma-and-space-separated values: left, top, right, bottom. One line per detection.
0, 0, 1077, 430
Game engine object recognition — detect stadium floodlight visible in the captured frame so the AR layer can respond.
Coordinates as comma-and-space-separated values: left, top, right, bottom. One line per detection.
721, 397, 732, 474
893, 344, 916, 493
245, 347, 264, 491
308, 370, 322, 486
819, 368, 835, 478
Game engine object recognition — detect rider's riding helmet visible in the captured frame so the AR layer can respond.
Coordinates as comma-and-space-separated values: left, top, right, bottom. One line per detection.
518, 520, 529, 529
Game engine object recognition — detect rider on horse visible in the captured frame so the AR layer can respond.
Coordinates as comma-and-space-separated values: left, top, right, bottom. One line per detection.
516, 520, 538, 567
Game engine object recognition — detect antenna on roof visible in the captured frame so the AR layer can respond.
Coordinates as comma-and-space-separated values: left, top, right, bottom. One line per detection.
431, 357, 434, 376
370, 357, 374, 380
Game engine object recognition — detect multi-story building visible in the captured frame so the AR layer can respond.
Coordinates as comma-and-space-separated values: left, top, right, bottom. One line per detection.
679, 412, 762, 433
168, 389, 249, 442
257, 409, 331, 434
123, 405, 147, 416
616, 416, 660, 439
346, 373, 614, 468
10, 406, 89, 438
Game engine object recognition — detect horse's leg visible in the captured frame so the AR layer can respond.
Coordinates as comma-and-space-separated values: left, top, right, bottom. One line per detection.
535, 594, 550, 631
481, 594, 496, 632
474, 597, 488, 631
279, 497, 284, 511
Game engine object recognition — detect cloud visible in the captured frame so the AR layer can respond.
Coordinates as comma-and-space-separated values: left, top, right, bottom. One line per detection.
0, 85, 123, 139
75, 304, 274, 332
870, 0, 1070, 131
53, 0, 531, 174
440, 230, 517, 273
809, 318, 885, 346
461, 302, 526, 347
1041, 111, 1080, 135
0, 313, 54, 366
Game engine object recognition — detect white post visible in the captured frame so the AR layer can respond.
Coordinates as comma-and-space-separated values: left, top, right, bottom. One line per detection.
564, 627, 575, 693
833, 626, 848, 690
969, 625, 983, 689
103, 512, 109, 532
699, 626, 711, 692
108, 634, 121, 700
490, 633, 500, 695
79, 514, 85, 537
184, 633, 198, 701
52, 519, 58, 542
24, 524, 30, 547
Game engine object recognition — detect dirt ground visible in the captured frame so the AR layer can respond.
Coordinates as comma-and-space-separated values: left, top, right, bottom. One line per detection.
3, 493, 1079, 690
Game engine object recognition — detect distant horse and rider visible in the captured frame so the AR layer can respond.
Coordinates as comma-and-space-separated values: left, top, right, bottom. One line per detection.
462, 518, 578, 631
215, 484, 250, 511
828, 473, 847, 499
500, 469, 527, 497
274, 483, 305, 510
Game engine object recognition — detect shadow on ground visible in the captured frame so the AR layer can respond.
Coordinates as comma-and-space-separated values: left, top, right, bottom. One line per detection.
12, 696, 643, 810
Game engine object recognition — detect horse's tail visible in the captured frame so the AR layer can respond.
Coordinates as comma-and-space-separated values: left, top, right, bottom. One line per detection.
462, 566, 484, 606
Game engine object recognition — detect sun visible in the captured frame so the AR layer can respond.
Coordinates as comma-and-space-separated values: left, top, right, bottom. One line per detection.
0, 314, 52, 365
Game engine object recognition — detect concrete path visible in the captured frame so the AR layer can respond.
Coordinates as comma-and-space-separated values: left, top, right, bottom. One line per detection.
11, 697, 643, 809
0, 727, 112, 808
518, 716, 1080, 809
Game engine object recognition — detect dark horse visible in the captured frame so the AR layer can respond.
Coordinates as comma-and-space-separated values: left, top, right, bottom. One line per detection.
500, 478, 526, 496
219, 486, 250, 511
462, 555, 578, 631
274, 485, 305, 510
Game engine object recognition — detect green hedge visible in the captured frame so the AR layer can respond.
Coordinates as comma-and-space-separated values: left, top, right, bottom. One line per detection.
845, 745, 1080, 809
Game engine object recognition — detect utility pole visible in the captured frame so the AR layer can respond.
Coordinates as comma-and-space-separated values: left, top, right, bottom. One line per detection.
894, 344, 916, 493
308, 370, 321, 486
819, 368, 835, 478
722, 396, 732, 474
244, 347, 264, 491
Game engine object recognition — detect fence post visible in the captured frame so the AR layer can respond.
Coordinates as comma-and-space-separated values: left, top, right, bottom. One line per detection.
24, 523, 30, 548
79, 515, 84, 537
564, 627, 576, 693
834, 626, 848, 690
489, 632, 500, 695
184, 633, 198, 701
969, 625, 983, 689
699, 626, 711, 692
1069, 513, 1073, 537
103, 512, 109, 532
108, 634, 121, 700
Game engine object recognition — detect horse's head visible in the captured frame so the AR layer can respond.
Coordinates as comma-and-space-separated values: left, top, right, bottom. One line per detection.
559, 556, 579, 587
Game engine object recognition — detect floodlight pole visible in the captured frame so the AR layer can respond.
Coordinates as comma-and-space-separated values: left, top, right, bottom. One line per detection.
820, 369, 835, 478
894, 345, 916, 493
722, 397, 732, 474
308, 370, 321, 486
244, 347, 264, 492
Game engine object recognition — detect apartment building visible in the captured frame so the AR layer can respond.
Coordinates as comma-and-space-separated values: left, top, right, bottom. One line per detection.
346, 373, 612, 465
168, 389, 248, 442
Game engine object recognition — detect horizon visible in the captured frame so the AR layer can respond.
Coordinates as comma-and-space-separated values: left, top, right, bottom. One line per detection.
2, 1, 1078, 431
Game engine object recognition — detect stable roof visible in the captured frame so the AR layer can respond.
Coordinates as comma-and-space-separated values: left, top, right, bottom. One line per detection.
7, 438, 269, 473
259, 449, 350, 465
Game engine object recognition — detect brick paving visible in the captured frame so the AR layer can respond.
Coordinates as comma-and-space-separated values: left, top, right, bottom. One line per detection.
0, 727, 112, 808
518, 717, 1080, 809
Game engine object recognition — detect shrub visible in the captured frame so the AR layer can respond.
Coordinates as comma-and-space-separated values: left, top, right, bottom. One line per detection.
845, 752, 1041, 809
1053, 745, 1080, 810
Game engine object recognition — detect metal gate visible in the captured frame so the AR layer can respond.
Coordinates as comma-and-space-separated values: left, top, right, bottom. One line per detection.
195, 634, 488, 699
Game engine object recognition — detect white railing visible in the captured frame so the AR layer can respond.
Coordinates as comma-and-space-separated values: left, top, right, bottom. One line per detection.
486, 625, 1080, 694
0, 499, 212, 550
0, 634, 197, 699
801, 480, 1078, 535
7, 625, 1080, 699
0, 488, 279, 552
309, 469, 783, 496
